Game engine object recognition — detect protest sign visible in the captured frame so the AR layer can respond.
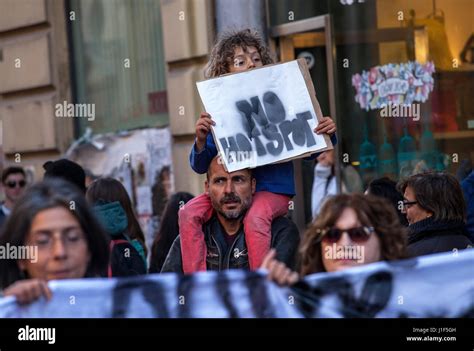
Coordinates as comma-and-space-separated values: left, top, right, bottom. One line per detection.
196, 59, 333, 172
1, 250, 472, 318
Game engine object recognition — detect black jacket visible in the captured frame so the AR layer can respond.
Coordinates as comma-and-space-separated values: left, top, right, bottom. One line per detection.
161, 215, 300, 273
109, 235, 147, 277
407, 217, 472, 257
0, 206, 8, 229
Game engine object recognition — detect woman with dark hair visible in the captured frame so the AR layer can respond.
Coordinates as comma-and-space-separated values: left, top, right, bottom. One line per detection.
262, 194, 407, 285
397, 172, 472, 257
86, 178, 147, 276
0, 178, 108, 304
149, 192, 194, 273
86, 178, 146, 252
366, 177, 408, 226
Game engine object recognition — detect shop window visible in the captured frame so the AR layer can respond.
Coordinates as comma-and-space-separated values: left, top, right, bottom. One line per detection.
69, 0, 168, 135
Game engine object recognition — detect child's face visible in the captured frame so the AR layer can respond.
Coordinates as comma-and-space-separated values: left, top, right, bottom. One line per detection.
228, 46, 263, 73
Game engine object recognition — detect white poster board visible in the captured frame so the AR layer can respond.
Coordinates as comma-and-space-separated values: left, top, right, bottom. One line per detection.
196, 59, 333, 172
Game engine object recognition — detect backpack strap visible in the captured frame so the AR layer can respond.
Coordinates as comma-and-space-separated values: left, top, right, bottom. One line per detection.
108, 239, 130, 278
123, 234, 147, 270
131, 240, 147, 269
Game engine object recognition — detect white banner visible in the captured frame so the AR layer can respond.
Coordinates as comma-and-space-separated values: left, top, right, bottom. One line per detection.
0, 250, 473, 318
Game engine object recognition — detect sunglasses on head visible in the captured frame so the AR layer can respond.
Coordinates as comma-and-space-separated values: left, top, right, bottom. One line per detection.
5, 180, 26, 188
319, 226, 375, 243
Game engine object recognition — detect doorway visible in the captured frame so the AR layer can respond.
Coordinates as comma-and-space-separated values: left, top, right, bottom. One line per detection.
269, 15, 340, 232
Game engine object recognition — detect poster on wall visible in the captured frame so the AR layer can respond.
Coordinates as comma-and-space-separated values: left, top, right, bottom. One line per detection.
196, 59, 333, 173
352, 61, 435, 111
70, 127, 173, 250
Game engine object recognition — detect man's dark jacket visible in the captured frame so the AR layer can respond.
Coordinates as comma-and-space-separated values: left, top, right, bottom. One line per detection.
0, 207, 8, 229
161, 215, 300, 273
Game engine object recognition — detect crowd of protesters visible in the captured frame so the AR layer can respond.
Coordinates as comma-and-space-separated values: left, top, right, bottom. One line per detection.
0, 155, 472, 302
0, 29, 472, 305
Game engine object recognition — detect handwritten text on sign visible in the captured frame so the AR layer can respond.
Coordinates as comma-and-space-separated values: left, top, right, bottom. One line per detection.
222, 91, 316, 160
197, 60, 329, 172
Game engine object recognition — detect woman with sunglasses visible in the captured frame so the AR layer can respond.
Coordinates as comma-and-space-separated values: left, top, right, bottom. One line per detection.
261, 194, 407, 285
397, 172, 472, 257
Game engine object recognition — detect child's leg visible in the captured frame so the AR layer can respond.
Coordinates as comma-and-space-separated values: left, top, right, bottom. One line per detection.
243, 191, 291, 270
178, 192, 214, 273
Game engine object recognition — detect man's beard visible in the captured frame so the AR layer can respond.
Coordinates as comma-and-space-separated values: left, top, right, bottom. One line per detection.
212, 192, 252, 220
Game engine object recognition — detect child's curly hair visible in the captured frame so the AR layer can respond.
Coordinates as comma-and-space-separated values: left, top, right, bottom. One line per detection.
204, 29, 275, 79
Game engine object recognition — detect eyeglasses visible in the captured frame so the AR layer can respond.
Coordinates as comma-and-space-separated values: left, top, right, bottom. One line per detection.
402, 200, 418, 209
5, 180, 26, 188
35, 230, 85, 250
319, 226, 375, 243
